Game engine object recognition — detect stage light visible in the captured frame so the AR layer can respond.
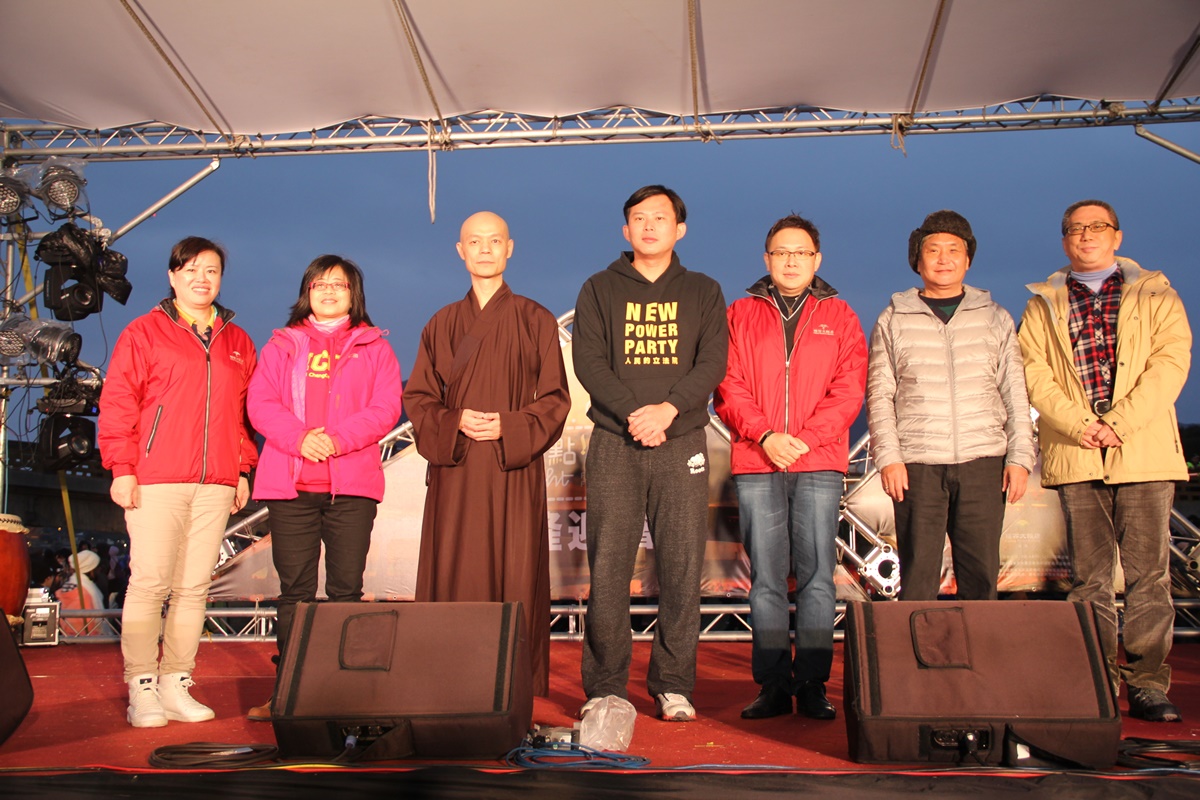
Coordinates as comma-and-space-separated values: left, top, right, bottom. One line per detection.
35, 412, 96, 472
35, 222, 130, 321
43, 263, 102, 321
0, 174, 32, 219
0, 315, 82, 367
0, 325, 25, 359
96, 249, 132, 306
35, 375, 101, 415
35, 163, 87, 219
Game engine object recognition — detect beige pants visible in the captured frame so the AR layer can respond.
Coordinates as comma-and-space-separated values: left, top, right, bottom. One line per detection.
121, 483, 235, 681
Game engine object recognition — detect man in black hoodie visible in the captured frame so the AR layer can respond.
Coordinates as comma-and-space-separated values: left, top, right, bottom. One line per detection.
573, 185, 729, 721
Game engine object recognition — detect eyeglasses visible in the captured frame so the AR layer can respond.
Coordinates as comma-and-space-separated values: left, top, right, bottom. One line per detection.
310, 280, 350, 292
1064, 221, 1117, 237
768, 249, 817, 261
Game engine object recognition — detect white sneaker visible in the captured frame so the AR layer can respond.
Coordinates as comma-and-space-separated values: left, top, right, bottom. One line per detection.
158, 672, 215, 722
126, 674, 168, 728
656, 692, 696, 722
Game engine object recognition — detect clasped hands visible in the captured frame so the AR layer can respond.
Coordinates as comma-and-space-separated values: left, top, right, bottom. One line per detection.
627, 402, 678, 447
300, 427, 338, 461
762, 432, 809, 470
460, 409, 502, 441
1081, 419, 1122, 450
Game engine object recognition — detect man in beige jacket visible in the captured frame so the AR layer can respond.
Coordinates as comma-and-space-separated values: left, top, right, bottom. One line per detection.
1019, 199, 1191, 723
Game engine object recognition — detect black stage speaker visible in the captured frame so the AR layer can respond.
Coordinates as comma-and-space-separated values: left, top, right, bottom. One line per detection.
272, 601, 532, 761
0, 622, 34, 745
843, 600, 1120, 769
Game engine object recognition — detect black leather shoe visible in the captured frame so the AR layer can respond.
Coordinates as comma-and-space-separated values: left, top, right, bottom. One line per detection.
1128, 687, 1182, 722
798, 681, 836, 720
740, 684, 793, 719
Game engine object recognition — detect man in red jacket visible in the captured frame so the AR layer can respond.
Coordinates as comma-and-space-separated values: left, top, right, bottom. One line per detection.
714, 214, 867, 720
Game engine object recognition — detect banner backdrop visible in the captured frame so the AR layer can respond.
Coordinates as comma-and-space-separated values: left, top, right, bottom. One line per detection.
210, 339, 1071, 601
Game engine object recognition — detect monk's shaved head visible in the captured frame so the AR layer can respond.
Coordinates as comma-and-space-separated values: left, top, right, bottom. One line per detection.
457, 210, 514, 281
460, 211, 510, 242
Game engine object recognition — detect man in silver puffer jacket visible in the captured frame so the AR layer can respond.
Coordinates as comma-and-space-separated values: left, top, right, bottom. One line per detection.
867, 210, 1035, 601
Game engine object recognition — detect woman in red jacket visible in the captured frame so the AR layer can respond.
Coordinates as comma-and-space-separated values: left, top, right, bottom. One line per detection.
245, 255, 402, 719
98, 236, 257, 728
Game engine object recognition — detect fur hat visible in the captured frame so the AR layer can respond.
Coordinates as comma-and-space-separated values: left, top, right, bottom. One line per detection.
72, 549, 100, 575
908, 210, 976, 272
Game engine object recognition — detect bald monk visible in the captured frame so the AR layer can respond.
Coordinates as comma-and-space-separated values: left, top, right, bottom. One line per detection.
405, 211, 571, 696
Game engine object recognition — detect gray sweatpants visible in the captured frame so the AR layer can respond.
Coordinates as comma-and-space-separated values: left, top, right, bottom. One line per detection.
581, 426, 710, 700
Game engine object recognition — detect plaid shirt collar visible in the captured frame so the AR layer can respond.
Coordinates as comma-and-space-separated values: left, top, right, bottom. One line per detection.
1067, 271, 1123, 410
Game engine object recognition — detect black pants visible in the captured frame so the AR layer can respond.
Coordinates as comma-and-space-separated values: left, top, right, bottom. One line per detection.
894, 457, 1005, 601
267, 492, 378, 657
581, 427, 710, 700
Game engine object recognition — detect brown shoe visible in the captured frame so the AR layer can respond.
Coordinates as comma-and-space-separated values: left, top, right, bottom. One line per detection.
247, 700, 273, 722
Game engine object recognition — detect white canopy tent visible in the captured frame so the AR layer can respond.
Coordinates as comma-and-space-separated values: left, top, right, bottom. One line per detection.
4, 1, 1200, 611
3, 0, 1200, 162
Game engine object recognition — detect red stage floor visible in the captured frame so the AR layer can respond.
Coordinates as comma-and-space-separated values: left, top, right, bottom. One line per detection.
3, 638, 1199, 773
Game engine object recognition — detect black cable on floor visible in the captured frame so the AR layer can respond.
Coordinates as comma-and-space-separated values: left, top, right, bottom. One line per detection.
504, 742, 650, 769
148, 742, 279, 769
1117, 737, 1200, 771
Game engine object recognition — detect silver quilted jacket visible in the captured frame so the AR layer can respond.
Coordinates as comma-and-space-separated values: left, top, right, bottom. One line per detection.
866, 285, 1035, 470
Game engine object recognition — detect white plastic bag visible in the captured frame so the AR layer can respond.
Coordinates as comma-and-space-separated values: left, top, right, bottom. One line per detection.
578, 696, 637, 752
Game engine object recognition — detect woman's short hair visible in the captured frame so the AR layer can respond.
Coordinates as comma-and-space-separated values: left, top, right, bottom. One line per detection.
167, 236, 225, 298
286, 254, 374, 328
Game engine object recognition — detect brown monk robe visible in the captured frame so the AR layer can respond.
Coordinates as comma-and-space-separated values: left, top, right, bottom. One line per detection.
405, 281, 570, 696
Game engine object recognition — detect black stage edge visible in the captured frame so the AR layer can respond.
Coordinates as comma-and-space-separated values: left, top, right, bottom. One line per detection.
2, 767, 1199, 799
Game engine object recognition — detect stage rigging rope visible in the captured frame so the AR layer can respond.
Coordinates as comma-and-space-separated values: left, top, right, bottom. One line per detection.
390, 0, 450, 223
116, 0, 233, 144
687, 0, 717, 143
893, 0, 950, 155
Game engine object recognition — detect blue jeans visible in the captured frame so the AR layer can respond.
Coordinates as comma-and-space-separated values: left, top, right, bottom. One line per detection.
734, 470, 843, 689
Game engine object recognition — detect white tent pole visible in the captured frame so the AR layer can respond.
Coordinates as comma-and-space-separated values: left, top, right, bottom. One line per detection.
10, 158, 222, 308
1135, 124, 1200, 166
110, 158, 220, 244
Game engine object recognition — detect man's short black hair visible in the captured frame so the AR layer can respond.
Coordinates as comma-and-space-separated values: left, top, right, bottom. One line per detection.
1061, 199, 1119, 236
764, 214, 820, 253
623, 185, 687, 223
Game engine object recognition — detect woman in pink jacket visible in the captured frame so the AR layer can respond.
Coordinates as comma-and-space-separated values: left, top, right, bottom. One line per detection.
246, 255, 402, 719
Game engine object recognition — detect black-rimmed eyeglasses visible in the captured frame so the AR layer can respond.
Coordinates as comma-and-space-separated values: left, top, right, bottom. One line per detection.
767, 249, 817, 261
1064, 222, 1117, 237
310, 280, 350, 292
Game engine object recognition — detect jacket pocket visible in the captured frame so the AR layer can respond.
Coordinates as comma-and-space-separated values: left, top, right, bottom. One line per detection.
145, 406, 164, 456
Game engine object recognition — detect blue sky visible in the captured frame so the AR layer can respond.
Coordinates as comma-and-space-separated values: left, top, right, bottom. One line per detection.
13, 121, 1200, 439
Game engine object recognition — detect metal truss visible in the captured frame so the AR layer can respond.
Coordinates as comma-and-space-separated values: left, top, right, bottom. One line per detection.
203, 308, 1199, 638
48, 597, 1200, 645
214, 417, 420, 570
5, 97, 1200, 163
1169, 510, 1200, 609
707, 414, 900, 598
51, 601, 843, 645
839, 436, 902, 597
